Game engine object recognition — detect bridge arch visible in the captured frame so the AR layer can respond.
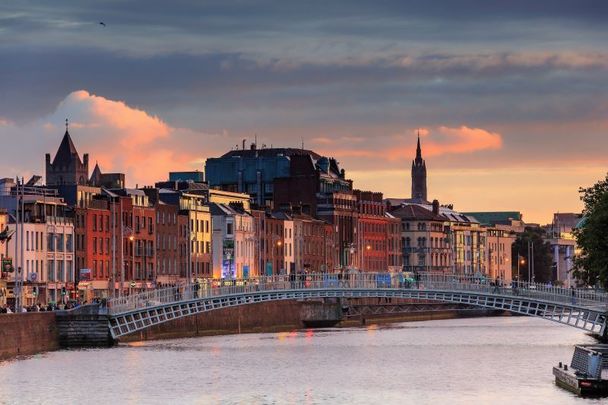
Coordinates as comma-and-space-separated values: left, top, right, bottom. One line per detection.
107, 277, 608, 339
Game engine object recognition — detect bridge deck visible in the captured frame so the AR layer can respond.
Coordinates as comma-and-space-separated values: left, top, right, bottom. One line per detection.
106, 274, 608, 339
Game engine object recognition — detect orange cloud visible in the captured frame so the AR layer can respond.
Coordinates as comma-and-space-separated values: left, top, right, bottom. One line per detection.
43, 90, 224, 186
316, 125, 502, 160
422, 125, 502, 157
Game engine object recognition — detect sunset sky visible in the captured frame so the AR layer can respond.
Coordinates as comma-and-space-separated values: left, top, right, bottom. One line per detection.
1, 1, 607, 224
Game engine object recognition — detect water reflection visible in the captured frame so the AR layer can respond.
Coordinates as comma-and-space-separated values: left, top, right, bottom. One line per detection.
0, 317, 600, 404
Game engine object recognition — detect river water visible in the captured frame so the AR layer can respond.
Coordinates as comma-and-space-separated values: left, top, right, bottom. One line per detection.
0, 317, 603, 404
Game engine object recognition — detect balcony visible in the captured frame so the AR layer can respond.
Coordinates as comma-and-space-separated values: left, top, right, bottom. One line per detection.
403, 247, 430, 254
402, 265, 451, 272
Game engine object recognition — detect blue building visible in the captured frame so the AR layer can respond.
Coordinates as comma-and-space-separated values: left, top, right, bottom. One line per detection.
205, 144, 349, 208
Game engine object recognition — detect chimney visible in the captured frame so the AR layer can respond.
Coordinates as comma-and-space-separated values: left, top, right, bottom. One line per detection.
302, 204, 311, 215
432, 199, 440, 215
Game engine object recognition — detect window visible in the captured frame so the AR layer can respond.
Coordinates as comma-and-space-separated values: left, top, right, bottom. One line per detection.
66, 234, 73, 251
47, 233, 55, 252
58, 261, 65, 281
48, 261, 55, 281
226, 222, 233, 235
57, 234, 64, 252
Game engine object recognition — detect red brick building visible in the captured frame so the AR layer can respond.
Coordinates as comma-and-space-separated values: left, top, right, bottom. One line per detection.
354, 190, 388, 272
115, 190, 156, 292
316, 191, 358, 269
291, 212, 334, 273
350, 190, 403, 273
74, 197, 117, 300
154, 202, 181, 286
252, 210, 285, 276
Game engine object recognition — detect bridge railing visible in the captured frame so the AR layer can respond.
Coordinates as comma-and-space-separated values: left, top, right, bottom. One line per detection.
107, 273, 608, 315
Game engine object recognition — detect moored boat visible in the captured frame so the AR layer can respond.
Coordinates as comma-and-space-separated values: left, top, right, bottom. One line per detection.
554, 345, 608, 396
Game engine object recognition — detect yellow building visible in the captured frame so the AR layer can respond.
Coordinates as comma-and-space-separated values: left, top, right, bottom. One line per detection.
180, 193, 212, 279
485, 225, 515, 281
208, 189, 250, 211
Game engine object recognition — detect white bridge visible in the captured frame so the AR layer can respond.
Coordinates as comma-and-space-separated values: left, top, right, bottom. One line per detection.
106, 273, 608, 339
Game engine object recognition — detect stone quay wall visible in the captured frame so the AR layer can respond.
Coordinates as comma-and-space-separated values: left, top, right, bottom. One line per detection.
0, 312, 60, 361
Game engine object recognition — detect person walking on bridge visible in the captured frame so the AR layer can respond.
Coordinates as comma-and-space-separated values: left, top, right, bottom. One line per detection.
571, 286, 577, 305
492, 278, 500, 294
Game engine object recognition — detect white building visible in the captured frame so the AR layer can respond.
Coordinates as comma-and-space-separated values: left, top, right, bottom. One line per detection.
211, 203, 254, 279
0, 178, 75, 305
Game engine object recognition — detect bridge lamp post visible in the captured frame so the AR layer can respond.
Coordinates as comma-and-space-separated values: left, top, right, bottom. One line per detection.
518, 256, 525, 283
129, 234, 135, 293
277, 240, 283, 275
365, 244, 371, 272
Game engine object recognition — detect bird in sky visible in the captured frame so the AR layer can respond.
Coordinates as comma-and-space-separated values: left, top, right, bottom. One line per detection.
99, 22, 106, 27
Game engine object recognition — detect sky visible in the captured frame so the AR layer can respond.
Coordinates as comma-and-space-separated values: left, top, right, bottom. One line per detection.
1, 1, 607, 224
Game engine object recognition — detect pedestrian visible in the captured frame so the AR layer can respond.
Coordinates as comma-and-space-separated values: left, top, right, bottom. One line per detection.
571, 286, 576, 305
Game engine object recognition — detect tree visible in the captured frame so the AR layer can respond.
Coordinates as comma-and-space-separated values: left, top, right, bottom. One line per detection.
573, 174, 608, 287
511, 227, 553, 283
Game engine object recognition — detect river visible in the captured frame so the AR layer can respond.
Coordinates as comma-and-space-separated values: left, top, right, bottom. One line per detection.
0, 317, 602, 404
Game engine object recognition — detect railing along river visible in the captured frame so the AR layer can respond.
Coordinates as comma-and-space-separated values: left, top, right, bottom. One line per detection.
107, 273, 608, 315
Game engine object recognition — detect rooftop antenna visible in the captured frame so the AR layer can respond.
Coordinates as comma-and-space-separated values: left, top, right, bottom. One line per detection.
301, 137, 304, 150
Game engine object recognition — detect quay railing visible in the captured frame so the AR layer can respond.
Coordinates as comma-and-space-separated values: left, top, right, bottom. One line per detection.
106, 273, 608, 315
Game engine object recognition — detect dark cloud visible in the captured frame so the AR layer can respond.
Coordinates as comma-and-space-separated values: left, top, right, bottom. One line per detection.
1, 1, 607, 174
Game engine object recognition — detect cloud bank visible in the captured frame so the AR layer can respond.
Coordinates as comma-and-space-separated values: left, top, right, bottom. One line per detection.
0, 90, 225, 186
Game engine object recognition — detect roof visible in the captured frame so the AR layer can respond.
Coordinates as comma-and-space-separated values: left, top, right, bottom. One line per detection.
462, 211, 522, 226
385, 197, 430, 206
220, 147, 322, 161
90, 163, 102, 185
52, 131, 82, 165
390, 204, 445, 221
209, 203, 251, 217
389, 202, 479, 224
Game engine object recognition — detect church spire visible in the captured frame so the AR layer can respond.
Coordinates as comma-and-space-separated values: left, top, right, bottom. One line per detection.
411, 130, 428, 202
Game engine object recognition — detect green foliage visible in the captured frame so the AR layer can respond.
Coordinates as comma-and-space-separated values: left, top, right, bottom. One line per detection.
579, 173, 608, 214
511, 226, 553, 283
573, 175, 608, 287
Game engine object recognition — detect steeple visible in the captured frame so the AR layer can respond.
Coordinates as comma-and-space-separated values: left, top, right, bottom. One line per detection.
53, 126, 81, 166
45, 119, 89, 186
415, 131, 422, 161
411, 131, 428, 202
90, 162, 103, 186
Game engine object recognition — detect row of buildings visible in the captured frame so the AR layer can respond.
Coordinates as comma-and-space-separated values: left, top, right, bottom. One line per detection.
0, 126, 576, 306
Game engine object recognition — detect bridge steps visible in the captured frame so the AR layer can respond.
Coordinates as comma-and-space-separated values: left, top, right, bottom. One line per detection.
56, 305, 114, 348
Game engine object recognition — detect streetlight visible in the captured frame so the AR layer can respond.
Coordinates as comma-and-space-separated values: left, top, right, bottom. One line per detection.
276, 240, 283, 275
365, 244, 371, 272
128, 234, 135, 293
518, 255, 526, 282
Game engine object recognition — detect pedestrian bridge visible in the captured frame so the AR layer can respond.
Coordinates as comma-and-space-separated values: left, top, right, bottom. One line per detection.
106, 273, 608, 339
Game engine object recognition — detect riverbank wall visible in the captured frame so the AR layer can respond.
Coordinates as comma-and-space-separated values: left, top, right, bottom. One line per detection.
0, 312, 59, 361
